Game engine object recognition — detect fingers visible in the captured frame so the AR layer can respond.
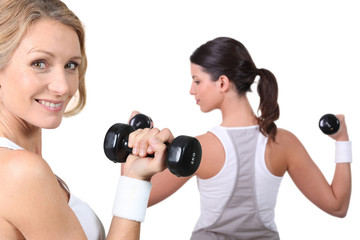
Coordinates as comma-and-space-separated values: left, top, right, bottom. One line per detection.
128, 127, 175, 158
331, 114, 349, 141
147, 128, 174, 169
152, 128, 175, 145
124, 127, 174, 181
335, 114, 345, 124
128, 110, 140, 123
128, 128, 157, 157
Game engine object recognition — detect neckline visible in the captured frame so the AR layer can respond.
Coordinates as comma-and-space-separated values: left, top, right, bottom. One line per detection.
218, 125, 259, 130
0, 137, 23, 150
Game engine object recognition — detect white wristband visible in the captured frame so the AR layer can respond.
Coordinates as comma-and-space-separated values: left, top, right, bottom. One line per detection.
113, 176, 152, 222
335, 141, 352, 163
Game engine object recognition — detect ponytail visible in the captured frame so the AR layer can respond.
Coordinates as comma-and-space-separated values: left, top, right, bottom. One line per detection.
256, 68, 280, 141
189, 37, 280, 141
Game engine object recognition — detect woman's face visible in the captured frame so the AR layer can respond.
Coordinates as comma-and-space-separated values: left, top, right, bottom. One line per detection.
190, 63, 222, 113
0, 19, 81, 129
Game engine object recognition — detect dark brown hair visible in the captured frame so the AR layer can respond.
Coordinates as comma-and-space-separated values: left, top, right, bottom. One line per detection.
190, 37, 280, 141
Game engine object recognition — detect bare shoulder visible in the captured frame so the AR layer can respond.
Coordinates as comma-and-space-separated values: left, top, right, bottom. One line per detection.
196, 131, 225, 179
196, 131, 220, 145
275, 128, 299, 144
0, 149, 59, 218
265, 128, 305, 176
0, 149, 54, 184
269, 128, 304, 152
196, 131, 224, 157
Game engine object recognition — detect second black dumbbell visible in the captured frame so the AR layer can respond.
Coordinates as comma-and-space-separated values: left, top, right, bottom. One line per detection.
103, 122, 202, 177
319, 114, 340, 135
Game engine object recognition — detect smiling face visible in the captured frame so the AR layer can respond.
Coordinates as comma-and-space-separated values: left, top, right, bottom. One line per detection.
190, 63, 223, 113
0, 19, 81, 129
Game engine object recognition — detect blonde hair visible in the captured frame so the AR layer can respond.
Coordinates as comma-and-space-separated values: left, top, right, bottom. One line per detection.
0, 0, 87, 116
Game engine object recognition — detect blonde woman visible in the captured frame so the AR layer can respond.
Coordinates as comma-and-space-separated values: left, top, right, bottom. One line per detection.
0, 0, 171, 239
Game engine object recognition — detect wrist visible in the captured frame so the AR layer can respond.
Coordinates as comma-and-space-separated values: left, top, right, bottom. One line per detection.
123, 171, 152, 182
335, 134, 349, 141
113, 176, 152, 222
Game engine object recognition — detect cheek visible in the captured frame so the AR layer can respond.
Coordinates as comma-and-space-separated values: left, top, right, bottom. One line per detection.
69, 76, 80, 97
1, 70, 26, 103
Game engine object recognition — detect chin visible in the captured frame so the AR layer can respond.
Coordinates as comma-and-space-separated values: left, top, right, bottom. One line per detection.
40, 119, 63, 129
200, 106, 214, 113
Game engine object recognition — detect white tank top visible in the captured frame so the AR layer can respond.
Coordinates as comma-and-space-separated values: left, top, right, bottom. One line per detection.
194, 126, 282, 232
0, 137, 106, 240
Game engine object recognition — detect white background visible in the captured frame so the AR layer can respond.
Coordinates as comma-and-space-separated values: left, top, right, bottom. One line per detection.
43, 0, 359, 239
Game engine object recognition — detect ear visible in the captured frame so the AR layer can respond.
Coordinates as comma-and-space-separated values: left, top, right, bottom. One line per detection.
216, 75, 230, 93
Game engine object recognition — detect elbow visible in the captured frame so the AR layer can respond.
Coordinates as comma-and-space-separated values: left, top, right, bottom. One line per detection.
322, 195, 351, 218
327, 205, 349, 218
332, 209, 348, 218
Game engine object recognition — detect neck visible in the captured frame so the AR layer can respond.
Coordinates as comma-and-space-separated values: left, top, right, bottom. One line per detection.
220, 94, 258, 127
0, 111, 42, 155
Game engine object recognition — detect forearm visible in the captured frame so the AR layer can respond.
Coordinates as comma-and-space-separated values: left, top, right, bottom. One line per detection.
107, 217, 140, 240
330, 162, 352, 217
327, 116, 352, 216
327, 140, 352, 217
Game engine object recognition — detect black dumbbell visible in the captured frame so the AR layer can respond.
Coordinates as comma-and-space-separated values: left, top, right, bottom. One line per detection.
103, 113, 153, 163
103, 116, 202, 177
129, 113, 153, 130
319, 114, 340, 135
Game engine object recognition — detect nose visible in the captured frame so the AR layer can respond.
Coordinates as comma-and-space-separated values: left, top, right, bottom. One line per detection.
48, 67, 70, 96
189, 83, 196, 95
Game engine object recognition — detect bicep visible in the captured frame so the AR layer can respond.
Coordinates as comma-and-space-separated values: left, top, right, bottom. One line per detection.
285, 134, 336, 212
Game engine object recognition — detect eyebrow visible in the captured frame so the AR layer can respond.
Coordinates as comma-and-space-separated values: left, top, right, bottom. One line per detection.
28, 49, 82, 61
28, 49, 55, 57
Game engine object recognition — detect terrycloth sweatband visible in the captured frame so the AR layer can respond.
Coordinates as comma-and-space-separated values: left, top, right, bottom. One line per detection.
113, 176, 152, 222
335, 141, 352, 163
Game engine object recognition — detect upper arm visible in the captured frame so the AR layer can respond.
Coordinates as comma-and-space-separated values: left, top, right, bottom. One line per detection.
277, 130, 348, 216
282, 131, 329, 196
148, 132, 224, 206
0, 150, 87, 240
148, 169, 191, 206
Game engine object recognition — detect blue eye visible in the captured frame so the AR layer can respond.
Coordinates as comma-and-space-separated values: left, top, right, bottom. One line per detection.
65, 62, 79, 71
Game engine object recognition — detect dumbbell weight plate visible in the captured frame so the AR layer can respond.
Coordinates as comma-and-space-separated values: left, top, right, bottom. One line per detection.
104, 123, 134, 163
168, 136, 202, 177
129, 113, 153, 130
319, 114, 340, 135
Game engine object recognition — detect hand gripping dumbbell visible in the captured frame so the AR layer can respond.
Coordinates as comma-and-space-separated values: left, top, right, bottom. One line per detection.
103, 114, 202, 177
319, 114, 340, 135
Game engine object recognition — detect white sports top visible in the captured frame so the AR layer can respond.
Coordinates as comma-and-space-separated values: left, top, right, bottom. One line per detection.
194, 126, 283, 232
0, 137, 106, 240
